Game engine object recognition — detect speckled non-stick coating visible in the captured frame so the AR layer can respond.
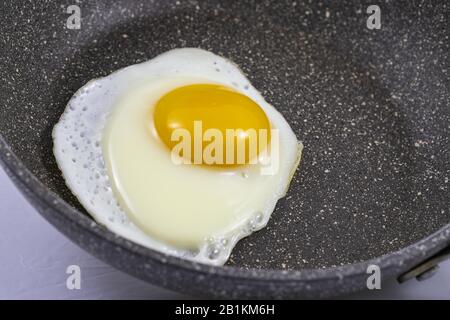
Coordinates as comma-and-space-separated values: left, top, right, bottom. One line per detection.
0, 0, 449, 298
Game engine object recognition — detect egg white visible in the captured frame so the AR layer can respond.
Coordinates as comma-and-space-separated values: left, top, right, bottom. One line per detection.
53, 48, 302, 265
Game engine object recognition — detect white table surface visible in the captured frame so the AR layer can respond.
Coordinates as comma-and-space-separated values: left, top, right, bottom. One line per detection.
1, 166, 449, 299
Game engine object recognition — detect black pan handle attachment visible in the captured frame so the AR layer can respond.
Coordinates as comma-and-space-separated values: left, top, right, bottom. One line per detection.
398, 246, 450, 283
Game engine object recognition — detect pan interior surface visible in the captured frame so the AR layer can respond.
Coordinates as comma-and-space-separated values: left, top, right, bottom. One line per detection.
0, 0, 449, 271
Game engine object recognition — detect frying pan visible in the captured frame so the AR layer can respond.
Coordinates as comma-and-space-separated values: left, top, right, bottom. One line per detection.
0, 0, 449, 298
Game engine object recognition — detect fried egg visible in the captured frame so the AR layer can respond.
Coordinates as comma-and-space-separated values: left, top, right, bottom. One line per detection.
53, 48, 302, 265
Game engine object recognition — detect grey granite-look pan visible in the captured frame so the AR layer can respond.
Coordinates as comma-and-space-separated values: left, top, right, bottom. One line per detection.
0, 0, 449, 298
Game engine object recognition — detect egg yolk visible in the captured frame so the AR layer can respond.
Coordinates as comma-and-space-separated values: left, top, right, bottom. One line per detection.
153, 84, 271, 167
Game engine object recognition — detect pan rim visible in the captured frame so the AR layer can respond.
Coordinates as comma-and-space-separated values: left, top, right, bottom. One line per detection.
1, 133, 449, 283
